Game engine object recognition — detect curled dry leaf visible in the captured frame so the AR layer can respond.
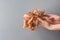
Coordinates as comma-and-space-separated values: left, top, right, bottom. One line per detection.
23, 9, 54, 31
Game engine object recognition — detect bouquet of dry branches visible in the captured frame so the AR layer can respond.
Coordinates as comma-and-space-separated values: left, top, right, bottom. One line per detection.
23, 9, 54, 31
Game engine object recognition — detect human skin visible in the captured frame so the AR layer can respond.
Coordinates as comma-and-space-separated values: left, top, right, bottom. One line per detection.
38, 14, 60, 30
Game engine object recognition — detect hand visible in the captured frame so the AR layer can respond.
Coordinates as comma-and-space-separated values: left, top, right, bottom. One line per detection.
38, 14, 60, 30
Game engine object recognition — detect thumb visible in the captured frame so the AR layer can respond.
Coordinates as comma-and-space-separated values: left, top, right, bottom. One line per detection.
37, 18, 50, 27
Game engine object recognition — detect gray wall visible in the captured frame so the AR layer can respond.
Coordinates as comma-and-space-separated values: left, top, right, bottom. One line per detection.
0, 0, 60, 40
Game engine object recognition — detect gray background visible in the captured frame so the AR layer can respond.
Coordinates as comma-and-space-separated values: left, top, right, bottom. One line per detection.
0, 0, 60, 40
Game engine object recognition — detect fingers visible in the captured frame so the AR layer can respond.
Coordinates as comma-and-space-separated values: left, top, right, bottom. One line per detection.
37, 18, 50, 27
47, 14, 60, 24
37, 17, 60, 30
47, 14, 60, 20
38, 17, 60, 30
37, 18, 55, 30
